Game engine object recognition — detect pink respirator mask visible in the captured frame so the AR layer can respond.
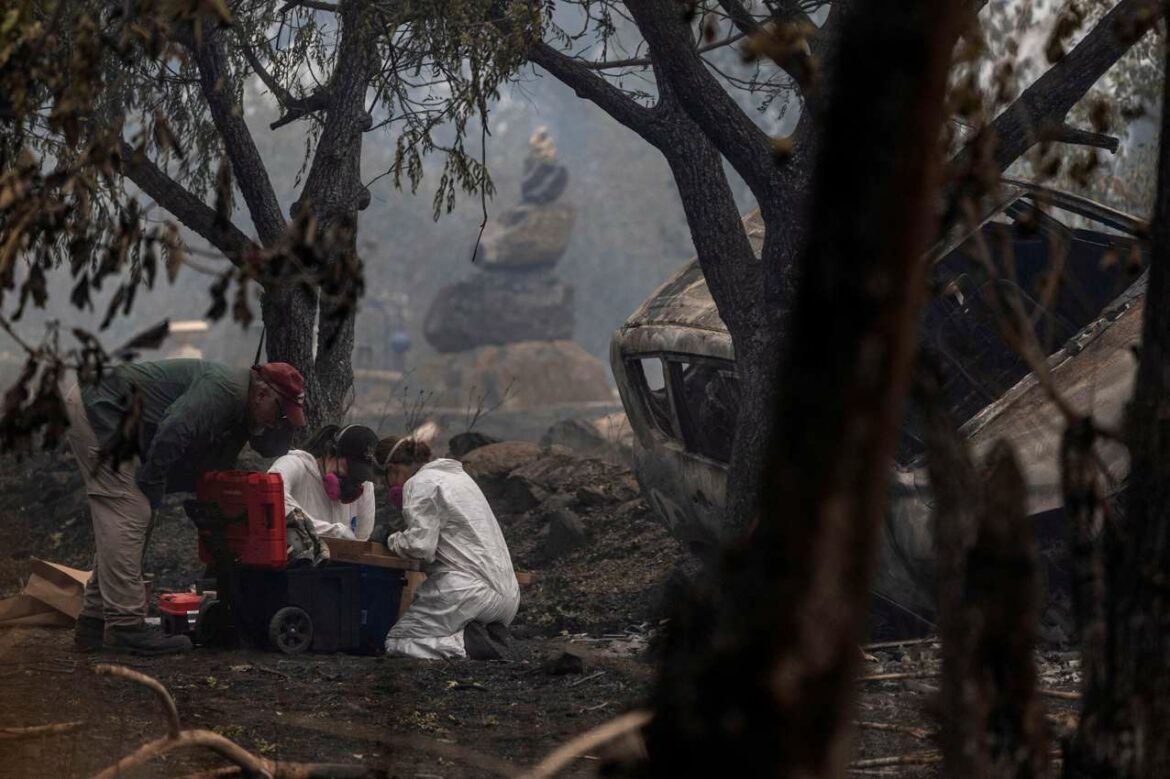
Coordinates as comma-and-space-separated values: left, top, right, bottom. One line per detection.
323, 472, 364, 504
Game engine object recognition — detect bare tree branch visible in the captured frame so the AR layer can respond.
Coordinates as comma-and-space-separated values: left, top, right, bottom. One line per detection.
236, 33, 334, 130
269, 92, 333, 131
954, 0, 1156, 174
582, 31, 747, 70
623, 0, 779, 200
1044, 121, 1121, 152
236, 34, 293, 105
718, 0, 762, 35
279, 0, 340, 12
186, 27, 287, 245
120, 144, 257, 264
528, 41, 663, 140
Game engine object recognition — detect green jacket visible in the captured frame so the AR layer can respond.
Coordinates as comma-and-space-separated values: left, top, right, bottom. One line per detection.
81, 359, 252, 503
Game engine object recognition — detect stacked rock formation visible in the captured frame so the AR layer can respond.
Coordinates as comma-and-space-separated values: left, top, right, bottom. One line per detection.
424, 128, 578, 352
416, 128, 613, 410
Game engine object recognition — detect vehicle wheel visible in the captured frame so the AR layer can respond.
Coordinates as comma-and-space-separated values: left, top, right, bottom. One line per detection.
268, 606, 313, 654
195, 599, 232, 647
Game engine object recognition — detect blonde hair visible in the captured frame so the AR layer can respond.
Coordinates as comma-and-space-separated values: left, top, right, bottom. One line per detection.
376, 421, 439, 469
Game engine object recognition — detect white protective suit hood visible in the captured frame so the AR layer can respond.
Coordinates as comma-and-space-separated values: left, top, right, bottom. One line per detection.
384, 458, 519, 658
268, 449, 375, 541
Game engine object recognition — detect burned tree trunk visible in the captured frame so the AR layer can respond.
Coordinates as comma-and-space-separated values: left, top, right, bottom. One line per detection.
921, 366, 1048, 778
918, 359, 983, 776
1067, 9, 1170, 776
645, 1, 965, 774
1060, 419, 1113, 778
968, 443, 1050, 779
286, 0, 375, 427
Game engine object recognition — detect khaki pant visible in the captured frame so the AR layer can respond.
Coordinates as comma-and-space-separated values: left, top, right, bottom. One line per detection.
63, 384, 152, 627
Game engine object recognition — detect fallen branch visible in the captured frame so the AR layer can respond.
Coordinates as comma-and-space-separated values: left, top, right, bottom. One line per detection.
177, 765, 381, 779
863, 637, 938, 651
176, 769, 242, 779
516, 709, 652, 779
858, 667, 1081, 700
858, 671, 938, 682
0, 721, 84, 739
567, 670, 606, 688
94, 663, 180, 738
1040, 688, 1082, 701
852, 721, 933, 740
89, 664, 383, 779
852, 745, 1067, 771
92, 732, 268, 779
850, 751, 943, 769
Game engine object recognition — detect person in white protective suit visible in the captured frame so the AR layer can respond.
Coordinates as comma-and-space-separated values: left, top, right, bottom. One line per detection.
376, 433, 520, 659
268, 425, 379, 561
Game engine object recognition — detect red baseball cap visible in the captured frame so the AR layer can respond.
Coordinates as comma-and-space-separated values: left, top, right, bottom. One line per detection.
252, 363, 306, 428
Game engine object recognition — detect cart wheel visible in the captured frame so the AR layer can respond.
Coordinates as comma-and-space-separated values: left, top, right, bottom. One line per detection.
268, 606, 313, 654
195, 599, 231, 647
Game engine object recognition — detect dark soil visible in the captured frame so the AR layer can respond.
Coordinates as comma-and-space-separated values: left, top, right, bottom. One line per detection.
0, 448, 1082, 777
0, 626, 652, 778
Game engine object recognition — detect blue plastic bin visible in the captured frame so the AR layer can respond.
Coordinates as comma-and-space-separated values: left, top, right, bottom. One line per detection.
358, 566, 406, 654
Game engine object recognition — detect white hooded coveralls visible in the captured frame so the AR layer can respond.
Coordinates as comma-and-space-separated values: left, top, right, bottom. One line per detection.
268, 450, 376, 540
384, 459, 519, 659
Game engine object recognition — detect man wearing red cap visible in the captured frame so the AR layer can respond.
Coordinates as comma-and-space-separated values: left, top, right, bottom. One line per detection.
62, 359, 307, 655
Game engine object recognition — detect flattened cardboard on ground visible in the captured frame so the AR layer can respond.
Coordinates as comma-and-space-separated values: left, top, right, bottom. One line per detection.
0, 593, 74, 627
0, 559, 89, 627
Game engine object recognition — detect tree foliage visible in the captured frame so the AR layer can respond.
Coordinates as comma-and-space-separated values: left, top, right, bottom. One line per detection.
0, 0, 538, 441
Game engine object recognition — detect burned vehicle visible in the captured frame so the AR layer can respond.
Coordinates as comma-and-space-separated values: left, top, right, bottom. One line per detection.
611, 180, 1145, 626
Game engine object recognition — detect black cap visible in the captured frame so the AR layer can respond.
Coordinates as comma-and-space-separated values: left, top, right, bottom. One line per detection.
335, 425, 379, 483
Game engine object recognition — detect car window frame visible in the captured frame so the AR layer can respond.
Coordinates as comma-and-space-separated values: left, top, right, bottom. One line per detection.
626, 354, 683, 442
665, 354, 740, 467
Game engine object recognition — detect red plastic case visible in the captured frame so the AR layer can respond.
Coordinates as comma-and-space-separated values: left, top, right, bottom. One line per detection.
158, 593, 203, 615
196, 471, 287, 569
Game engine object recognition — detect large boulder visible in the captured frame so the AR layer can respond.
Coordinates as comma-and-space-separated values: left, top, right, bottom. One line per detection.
477, 203, 577, 271
462, 441, 545, 510
540, 412, 634, 464
540, 507, 587, 560
502, 453, 640, 515
447, 431, 501, 460
463, 441, 545, 484
412, 340, 615, 410
521, 126, 570, 206
423, 273, 574, 353
521, 160, 569, 205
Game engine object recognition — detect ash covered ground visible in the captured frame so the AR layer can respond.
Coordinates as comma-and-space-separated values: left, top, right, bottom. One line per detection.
0, 441, 1081, 777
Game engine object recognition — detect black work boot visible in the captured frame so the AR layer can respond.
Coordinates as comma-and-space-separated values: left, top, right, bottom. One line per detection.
73, 615, 105, 653
486, 622, 520, 661
106, 624, 193, 656
463, 621, 496, 660
464, 621, 518, 661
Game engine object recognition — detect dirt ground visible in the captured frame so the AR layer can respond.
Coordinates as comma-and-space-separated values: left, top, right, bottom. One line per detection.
0, 449, 1083, 777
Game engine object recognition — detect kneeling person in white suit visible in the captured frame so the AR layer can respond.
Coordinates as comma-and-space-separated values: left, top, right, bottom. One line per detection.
378, 434, 519, 659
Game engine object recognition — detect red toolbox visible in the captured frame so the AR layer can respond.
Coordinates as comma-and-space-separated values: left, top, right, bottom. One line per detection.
196, 471, 287, 569
159, 592, 204, 636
